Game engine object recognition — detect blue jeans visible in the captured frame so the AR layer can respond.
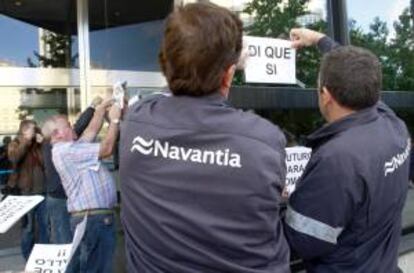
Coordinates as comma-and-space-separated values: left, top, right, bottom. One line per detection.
68, 213, 116, 273
21, 198, 49, 260
46, 196, 72, 244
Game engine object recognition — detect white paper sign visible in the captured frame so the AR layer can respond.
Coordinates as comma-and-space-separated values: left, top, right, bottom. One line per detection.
244, 36, 296, 84
285, 146, 312, 195
25, 216, 88, 273
68, 215, 87, 262
0, 195, 45, 233
25, 244, 72, 273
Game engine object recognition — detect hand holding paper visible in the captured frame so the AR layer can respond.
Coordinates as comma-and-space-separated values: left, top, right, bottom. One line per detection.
290, 28, 325, 49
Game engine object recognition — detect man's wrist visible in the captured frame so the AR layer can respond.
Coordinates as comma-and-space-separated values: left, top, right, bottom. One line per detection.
95, 106, 106, 115
110, 119, 120, 124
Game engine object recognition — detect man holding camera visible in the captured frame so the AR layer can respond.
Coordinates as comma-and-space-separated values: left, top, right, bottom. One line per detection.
7, 120, 48, 260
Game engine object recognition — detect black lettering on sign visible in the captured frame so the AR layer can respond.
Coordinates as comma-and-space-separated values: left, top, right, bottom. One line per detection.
264, 46, 292, 59
284, 48, 292, 59
287, 164, 306, 173
248, 45, 261, 57
286, 177, 297, 185
35, 259, 46, 265
286, 152, 310, 162
56, 259, 67, 266
46, 259, 55, 266
57, 249, 66, 257
266, 63, 277, 75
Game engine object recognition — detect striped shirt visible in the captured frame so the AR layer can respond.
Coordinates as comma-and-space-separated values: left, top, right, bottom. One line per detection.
52, 141, 117, 212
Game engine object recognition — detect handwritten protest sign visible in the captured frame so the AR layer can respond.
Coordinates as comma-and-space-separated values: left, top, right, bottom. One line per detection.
244, 36, 296, 84
285, 146, 312, 196
25, 216, 87, 273
25, 244, 72, 273
0, 195, 44, 233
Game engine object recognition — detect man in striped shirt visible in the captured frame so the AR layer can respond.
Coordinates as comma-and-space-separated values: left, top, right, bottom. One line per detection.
42, 98, 121, 273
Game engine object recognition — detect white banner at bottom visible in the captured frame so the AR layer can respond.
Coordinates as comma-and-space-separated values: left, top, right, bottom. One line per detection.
25, 244, 72, 273
25, 216, 88, 273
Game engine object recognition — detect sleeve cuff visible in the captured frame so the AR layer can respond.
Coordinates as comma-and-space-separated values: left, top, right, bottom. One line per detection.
317, 36, 340, 54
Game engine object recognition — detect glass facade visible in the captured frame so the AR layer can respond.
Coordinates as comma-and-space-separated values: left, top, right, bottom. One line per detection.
347, 0, 414, 92
89, 20, 164, 71
0, 87, 80, 137
0, 16, 78, 69
0, 15, 39, 67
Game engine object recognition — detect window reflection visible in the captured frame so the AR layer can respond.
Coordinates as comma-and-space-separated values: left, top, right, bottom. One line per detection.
0, 15, 78, 68
347, 0, 414, 92
0, 88, 80, 137
89, 20, 164, 71
88, 0, 171, 72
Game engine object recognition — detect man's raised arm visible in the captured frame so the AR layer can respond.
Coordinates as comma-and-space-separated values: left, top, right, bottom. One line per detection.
290, 28, 340, 53
79, 98, 113, 142
99, 104, 121, 159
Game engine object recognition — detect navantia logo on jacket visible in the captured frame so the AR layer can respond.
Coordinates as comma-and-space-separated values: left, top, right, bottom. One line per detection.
130, 136, 242, 168
384, 139, 411, 176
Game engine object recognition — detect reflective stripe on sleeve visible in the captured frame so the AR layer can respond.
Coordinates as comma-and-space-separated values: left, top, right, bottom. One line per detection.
285, 205, 343, 244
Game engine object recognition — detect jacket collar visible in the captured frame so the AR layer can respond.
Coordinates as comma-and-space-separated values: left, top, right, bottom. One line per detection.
307, 104, 379, 148
174, 92, 229, 106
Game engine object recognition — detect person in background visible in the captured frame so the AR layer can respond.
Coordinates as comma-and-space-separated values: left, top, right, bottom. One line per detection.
0, 136, 12, 188
42, 97, 121, 273
8, 120, 48, 260
410, 139, 414, 186
120, 3, 289, 273
41, 97, 102, 245
284, 28, 410, 273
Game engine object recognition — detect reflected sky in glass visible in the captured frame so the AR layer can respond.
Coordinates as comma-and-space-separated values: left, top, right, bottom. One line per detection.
348, 0, 410, 36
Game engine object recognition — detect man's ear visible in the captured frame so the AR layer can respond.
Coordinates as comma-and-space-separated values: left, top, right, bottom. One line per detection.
321, 86, 334, 106
219, 64, 236, 97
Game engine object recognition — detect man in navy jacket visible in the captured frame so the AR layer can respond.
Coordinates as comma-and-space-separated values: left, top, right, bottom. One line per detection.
285, 29, 411, 273
120, 3, 289, 273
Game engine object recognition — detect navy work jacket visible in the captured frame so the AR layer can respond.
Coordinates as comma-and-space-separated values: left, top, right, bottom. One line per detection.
285, 102, 411, 273
120, 93, 290, 273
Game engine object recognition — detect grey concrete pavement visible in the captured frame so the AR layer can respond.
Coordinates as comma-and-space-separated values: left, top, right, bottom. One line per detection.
0, 247, 24, 273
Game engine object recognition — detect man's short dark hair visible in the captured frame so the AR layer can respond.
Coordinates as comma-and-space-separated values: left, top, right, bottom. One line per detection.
319, 46, 382, 110
159, 3, 243, 96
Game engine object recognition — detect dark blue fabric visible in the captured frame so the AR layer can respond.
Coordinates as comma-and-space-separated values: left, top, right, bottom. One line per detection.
317, 36, 340, 53
409, 147, 414, 180
68, 214, 116, 273
73, 107, 95, 137
0, 145, 12, 186
285, 102, 410, 273
21, 199, 49, 260
43, 142, 67, 199
46, 196, 72, 244
120, 93, 289, 273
